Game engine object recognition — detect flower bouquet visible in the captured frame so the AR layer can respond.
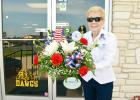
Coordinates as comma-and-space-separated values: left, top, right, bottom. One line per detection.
33, 29, 95, 84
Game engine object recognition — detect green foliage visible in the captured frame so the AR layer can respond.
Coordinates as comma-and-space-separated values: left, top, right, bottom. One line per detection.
33, 29, 96, 80
33, 40, 80, 79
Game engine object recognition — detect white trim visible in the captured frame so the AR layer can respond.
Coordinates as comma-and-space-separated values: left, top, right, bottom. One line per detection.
0, 0, 53, 100
109, 0, 113, 32
0, 0, 112, 100
0, 40, 5, 100
48, 0, 52, 30
0, 77, 2, 100
0, 0, 5, 100
0, 38, 59, 41
53, 79, 56, 100
49, 1, 57, 97
56, 97, 84, 100
52, 0, 56, 31
4, 96, 49, 100
48, 76, 53, 100
51, 0, 57, 99
105, 0, 112, 33
0, 0, 2, 39
105, 0, 110, 32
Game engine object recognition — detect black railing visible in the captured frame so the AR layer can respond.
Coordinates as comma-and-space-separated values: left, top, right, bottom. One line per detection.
4, 49, 34, 78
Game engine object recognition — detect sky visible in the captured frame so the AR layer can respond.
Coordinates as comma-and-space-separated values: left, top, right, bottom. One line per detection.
2, 0, 105, 38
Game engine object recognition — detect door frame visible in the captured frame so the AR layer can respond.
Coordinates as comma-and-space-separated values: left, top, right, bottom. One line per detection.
52, 0, 113, 100
52, 0, 113, 32
0, 0, 53, 100
0, 0, 113, 100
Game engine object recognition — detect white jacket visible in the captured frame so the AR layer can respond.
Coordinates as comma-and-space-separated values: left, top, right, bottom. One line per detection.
84, 29, 117, 84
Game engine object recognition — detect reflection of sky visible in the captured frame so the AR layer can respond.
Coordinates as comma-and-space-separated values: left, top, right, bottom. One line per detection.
57, 0, 104, 31
3, 0, 104, 38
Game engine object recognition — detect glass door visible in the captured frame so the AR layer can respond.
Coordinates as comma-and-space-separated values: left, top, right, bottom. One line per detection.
0, 0, 53, 100
52, 0, 109, 100
0, 0, 111, 100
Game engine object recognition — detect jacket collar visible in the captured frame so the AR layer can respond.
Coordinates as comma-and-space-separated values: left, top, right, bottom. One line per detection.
89, 28, 106, 41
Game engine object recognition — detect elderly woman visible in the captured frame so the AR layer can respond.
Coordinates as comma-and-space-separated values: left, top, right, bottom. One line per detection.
81, 6, 117, 100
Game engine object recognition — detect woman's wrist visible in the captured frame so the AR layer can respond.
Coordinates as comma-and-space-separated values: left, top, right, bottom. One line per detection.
91, 64, 96, 73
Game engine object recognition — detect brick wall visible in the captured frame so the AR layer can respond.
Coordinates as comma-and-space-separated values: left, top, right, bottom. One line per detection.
112, 0, 140, 100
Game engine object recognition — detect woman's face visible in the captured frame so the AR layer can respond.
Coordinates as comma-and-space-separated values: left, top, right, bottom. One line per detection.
87, 11, 104, 33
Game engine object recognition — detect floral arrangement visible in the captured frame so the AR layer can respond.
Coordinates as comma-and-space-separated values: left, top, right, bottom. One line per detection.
33, 29, 95, 80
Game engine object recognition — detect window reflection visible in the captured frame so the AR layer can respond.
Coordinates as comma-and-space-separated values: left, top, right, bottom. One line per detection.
2, 0, 47, 39
56, 0, 105, 97
3, 40, 48, 96
56, 0, 105, 30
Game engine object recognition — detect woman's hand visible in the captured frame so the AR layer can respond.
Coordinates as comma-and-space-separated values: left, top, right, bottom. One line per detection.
89, 64, 96, 71
92, 64, 96, 75
93, 64, 96, 70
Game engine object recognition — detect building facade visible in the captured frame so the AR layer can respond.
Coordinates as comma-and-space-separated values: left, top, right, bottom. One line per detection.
112, 0, 140, 99
0, 0, 140, 100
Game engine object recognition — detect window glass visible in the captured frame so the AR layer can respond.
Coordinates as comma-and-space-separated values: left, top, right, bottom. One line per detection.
56, 0, 105, 97
2, 0, 47, 39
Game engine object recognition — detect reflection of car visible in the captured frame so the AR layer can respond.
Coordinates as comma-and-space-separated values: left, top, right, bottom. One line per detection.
3, 41, 15, 47
4, 57, 22, 78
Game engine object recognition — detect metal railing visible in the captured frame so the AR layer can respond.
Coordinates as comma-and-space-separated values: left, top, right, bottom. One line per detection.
4, 49, 34, 78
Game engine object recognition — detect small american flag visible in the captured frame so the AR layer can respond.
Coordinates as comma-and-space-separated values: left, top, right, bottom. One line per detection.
54, 28, 65, 42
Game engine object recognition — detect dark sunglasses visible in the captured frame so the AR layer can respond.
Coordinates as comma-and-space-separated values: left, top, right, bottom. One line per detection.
87, 17, 103, 22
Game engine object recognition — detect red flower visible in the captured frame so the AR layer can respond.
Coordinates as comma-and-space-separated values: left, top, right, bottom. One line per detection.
34, 54, 38, 65
80, 38, 88, 45
51, 53, 63, 66
78, 66, 88, 76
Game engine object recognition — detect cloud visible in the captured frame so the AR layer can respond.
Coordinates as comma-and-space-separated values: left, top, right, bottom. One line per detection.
3, 0, 105, 38
3, 1, 47, 14
26, 3, 47, 9
4, 0, 104, 14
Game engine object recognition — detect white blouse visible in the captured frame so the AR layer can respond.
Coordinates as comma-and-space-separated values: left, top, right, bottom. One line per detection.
84, 29, 117, 84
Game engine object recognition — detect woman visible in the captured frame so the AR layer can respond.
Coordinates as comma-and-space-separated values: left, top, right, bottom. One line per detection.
81, 6, 117, 100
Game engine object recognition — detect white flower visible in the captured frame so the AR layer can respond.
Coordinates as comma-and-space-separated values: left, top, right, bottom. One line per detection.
68, 42, 76, 52
43, 41, 59, 56
81, 49, 86, 54
72, 31, 81, 41
60, 41, 76, 54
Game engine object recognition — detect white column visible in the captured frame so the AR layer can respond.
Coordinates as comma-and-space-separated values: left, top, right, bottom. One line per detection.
0, 0, 4, 99
47, 0, 52, 30
51, 0, 56, 31
0, 76, 2, 100
105, 0, 112, 32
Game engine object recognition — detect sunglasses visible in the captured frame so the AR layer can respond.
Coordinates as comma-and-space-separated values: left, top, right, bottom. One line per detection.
87, 17, 103, 22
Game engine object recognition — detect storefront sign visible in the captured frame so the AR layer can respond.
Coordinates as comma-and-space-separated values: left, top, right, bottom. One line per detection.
59, 3, 67, 11
56, 22, 69, 27
16, 70, 38, 87
58, 0, 67, 11
63, 77, 81, 89
35, 28, 47, 32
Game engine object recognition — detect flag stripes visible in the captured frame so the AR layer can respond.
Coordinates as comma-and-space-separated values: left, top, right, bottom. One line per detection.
54, 28, 65, 42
